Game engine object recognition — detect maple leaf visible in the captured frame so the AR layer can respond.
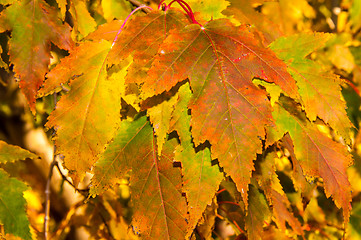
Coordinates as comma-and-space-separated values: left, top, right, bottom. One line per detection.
0, 0, 73, 112
91, 116, 188, 239
245, 184, 271, 240
281, 134, 316, 196
41, 40, 122, 184
170, 83, 223, 234
140, 18, 298, 205
256, 151, 303, 235
68, 0, 97, 39
0, 169, 31, 240
270, 100, 352, 222
269, 33, 353, 144
223, 0, 283, 44
147, 92, 178, 155
108, 8, 188, 83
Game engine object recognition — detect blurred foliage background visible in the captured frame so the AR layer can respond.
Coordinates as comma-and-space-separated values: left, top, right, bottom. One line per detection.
1, 0, 361, 239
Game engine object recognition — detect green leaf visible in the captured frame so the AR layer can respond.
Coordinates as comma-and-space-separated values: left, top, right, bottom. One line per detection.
0, 0, 73, 112
245, 184, 270, 240
269, 33, 353, 144
90, 116, 150, 195
171, 83, 223, 234
0, 140, 38, 163
349, 201, 361, 239
186, 0, 230, 20
350, 0, 361, 33
0, 169, 31, 240
91, 116, 189, 239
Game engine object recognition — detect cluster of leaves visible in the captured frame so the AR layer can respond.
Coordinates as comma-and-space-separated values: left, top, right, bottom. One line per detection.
0, 0, 361, 239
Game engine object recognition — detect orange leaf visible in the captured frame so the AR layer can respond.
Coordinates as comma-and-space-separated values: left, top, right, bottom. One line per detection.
0, 0, 73, 112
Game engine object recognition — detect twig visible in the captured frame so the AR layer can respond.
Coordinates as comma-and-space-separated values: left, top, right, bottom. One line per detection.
44, 91, 58, 239
126, 0, 152, 13
54, 161, 89, 196
44, 93, 63, 239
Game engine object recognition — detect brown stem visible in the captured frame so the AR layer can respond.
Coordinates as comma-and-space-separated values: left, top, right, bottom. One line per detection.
54, 161, 89, 196
126, 0, 152, 13
44, 147, 57, 239
44, 92, 59, 240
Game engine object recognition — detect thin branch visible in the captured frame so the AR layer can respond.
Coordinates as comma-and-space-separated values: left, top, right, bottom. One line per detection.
126, 0, 152, 13
44, 92, 58, 239
44, 156, 56, 240
54, 161, 89, 196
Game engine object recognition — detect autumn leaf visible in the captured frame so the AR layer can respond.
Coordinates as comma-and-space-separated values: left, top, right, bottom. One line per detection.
256, 151, 303, 236
41, 40, 122, 184
101, 0, 132, 22
140, 17, 298, 205
269, 33, 353, 144
281, 134, 315, 196
0, 140, 38, 163
108, 9, 188, 85
223, 0, 283, 44
0, 0, 73, 112
270, 101, 352, 222
245, 184, 271, 240
147, 92, 178, 155
186, 0, 230, 21
261, 0, 315, 35
170, 83, 223, 234
0, 45, 8, 71
68, 0, 97, 39
0, 169, 31, 240
91, 116, 189, 239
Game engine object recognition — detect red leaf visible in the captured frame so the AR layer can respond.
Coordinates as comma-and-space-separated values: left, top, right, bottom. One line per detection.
0, 0, 73, 112
141, 18, 297, 205
271, 102, 352, 222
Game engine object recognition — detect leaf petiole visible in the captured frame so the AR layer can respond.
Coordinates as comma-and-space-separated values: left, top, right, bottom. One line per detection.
111, 5, 154, 48
161, 0, 201, 25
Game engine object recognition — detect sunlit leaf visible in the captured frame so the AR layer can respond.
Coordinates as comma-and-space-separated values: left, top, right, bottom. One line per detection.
0, 140, 38, 163
270, 33, 353, 144
69, 0, 97, 39
147, 92, 178, 155
101, 0, 132, 22
0, 0, 73, 111
271, 101, 352, 222
43, 40, 121, 184
171, 83, 223, 233
141, 18, 298, 205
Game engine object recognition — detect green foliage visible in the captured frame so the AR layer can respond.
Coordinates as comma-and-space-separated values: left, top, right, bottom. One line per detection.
0, 0, 361, 239
0, 141, 37, 239
0, 169, 31, 240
